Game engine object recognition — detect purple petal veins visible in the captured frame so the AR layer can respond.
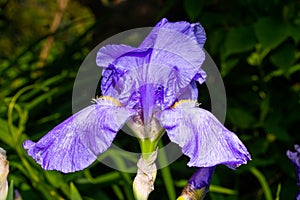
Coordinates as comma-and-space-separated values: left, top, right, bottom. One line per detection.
23, 97, 135, 173
159, 100, 251, 169
96, 18, 207, 130
24, 18, 251, 174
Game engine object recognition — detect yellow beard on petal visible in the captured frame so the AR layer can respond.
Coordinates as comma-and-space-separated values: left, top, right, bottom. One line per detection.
92, 96, 122, 106
171, 99, 198, 109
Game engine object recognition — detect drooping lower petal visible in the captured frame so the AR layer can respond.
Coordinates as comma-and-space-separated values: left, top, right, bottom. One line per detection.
23, 97, 135, 173
159, 100, 251, 169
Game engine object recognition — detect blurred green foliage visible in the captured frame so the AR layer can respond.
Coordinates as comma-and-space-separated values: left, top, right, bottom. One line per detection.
0, 0, 300, 199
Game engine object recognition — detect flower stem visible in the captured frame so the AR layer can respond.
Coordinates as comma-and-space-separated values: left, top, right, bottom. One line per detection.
250, 167, 273, 200
139, 139, 158, 159
133, 149, 158, 200
133, 130, 165, 199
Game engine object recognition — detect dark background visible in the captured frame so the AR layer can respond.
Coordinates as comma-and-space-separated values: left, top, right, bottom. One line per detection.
1, 0, 300, 199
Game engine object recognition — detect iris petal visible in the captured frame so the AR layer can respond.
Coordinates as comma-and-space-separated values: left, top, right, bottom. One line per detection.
139, 20, 207, 89
177, 81, 198, 101
96, 18, 207, 110
287, 144, 300, 187
23, 97, 135, 173
96, 44, 135, 96
160, 100, 251, 169
96, 44, 135, 68
140, 18, 206, 48
188, 167, 215, 190
178, 167, 215, 199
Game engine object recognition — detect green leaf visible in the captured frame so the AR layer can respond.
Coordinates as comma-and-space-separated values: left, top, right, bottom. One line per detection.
250, 167, 274, 200
275, 184, 281, 200
44, 170, 66, 191
227, 108, 256, 129
248, 138, 270, 156
6, 180, 14, 200
288, 24, 300, 43
77, 171, 121, 185
70, 182, 83, 200
288, 63, 300, 75
112, 185, 125, 200
270, 43, 296, 70
207, 30, 226, 55
158, 141, 176, 200
0, 118, 14, 147
254, 17, 289, 49
223, 26, 256, 57
183, 0, 205, 22
221, 57, 239, 76
210, 185, 237, 195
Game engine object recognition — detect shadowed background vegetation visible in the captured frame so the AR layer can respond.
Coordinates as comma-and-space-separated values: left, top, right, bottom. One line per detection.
1, 0, 300, 199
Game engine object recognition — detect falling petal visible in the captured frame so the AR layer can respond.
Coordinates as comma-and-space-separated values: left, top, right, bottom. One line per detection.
160, 100, 251, 169
23, 97, 135, 173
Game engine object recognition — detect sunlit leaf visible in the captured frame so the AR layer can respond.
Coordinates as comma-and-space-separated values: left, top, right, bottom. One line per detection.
0, 118, 14, 147
6, 180, 14, 200
70, 182, 83, 200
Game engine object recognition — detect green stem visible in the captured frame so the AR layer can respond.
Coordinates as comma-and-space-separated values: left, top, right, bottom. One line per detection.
275, 183, 281, 200
139, 130, 165, 159
133, 130, 165, 200
250, 167, 273, 200
158, 140, 176, 199
139, 139, 158, 159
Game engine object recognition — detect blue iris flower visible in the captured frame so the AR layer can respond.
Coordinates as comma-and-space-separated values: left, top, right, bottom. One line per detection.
23, 18, 250, 174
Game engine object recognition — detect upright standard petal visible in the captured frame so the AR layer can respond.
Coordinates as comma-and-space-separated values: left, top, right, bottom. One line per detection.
23, 97, 135, 173
139, 18, 207, 89
96, 18, 207, 110
140, 18, 206, 48
139, 18, 207, 86
96, 44, 135, 96
98, 46, 205, 110
96, 44, 135, 68
159, 100, 251, 169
